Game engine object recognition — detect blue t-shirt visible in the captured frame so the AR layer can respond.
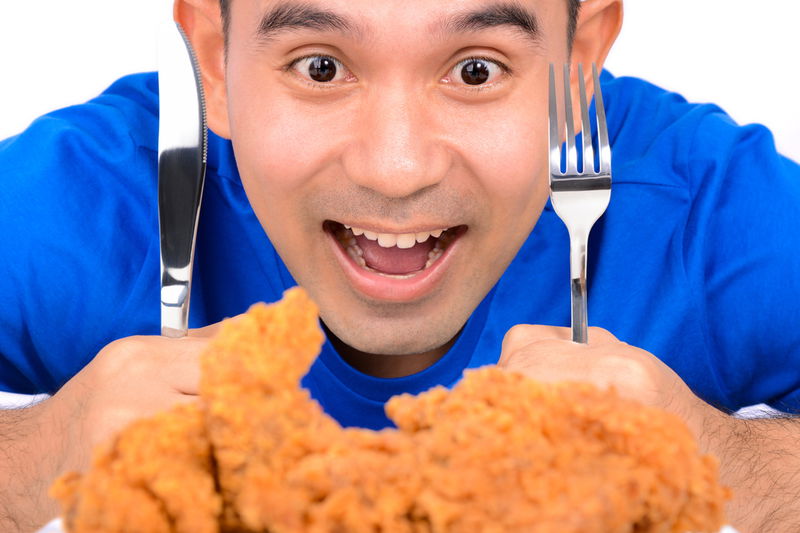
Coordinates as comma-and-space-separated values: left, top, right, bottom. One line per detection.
2, 72, 800, 429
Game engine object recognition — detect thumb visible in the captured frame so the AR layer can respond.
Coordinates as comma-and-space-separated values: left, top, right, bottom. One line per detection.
188, 314, 245, 338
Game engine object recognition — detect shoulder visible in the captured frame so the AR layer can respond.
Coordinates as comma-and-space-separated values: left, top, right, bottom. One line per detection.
0, 72, 160, 276
2, 72, 158, 146
0, 72, 159, 198
0, 73, 162, 392
0, 72, 159, 218
600, 71, 795, 194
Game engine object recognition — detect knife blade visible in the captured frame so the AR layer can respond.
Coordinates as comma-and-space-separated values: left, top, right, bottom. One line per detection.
157, 21, 207, 338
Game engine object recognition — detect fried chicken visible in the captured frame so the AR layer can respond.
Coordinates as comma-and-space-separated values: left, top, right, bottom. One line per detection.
50, 403, 221, 533
52, 287, 729, 532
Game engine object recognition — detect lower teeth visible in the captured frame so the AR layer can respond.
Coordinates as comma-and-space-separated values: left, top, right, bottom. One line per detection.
424, 245, 444, 268
346, 244, 367, 268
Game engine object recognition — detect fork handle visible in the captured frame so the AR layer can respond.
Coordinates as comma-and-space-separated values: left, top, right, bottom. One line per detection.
568, 230, 589, 344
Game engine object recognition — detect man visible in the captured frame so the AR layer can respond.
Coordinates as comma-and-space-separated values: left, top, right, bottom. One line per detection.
1, 0, 799, 531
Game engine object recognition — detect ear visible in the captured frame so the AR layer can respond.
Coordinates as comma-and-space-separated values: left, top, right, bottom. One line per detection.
174, 0, 230, 139
569, 0, 623, 109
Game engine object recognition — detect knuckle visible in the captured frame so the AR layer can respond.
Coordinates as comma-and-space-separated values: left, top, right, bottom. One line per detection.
600, 355, 657, 391
503, 324, 528, 341
502, 324, 537, 349
96, 336, 157, 377
587, 326, 617, 343
106, 335, 149, 357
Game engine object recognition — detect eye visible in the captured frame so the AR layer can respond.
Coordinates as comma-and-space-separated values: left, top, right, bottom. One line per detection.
445, 57, 507, 87
290, 55, 352, 83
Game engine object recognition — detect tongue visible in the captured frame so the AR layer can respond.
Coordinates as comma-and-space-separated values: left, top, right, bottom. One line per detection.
355, 234, 436, 275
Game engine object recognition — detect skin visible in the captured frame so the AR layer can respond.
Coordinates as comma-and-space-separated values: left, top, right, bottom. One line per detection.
0, 1, 798, 532
190, 0, 620, 375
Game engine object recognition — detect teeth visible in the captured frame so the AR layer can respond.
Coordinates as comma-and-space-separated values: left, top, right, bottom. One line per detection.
377, 233, 397, 247
425, 247, 444, 268
346, 243, 366, 267
336, 225, 454, 273
346, 225, 450, 249
395, 233, 416, 249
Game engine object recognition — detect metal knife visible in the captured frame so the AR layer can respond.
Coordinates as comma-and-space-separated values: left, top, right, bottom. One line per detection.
157, 21, 207, 338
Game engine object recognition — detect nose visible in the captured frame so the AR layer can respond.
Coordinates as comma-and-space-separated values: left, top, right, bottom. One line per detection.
342, 84, 450, 199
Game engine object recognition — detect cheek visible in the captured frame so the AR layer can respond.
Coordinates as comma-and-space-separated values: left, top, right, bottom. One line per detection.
225, 64, 347, 208
440, 97, 550, 224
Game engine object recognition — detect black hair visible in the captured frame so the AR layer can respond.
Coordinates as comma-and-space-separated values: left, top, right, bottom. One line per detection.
567, 0, 580, 47
219, 0, 581, 50
220, 0, 231, 42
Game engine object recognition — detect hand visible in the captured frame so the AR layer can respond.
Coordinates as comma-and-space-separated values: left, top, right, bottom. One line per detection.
498, 325, 721, 440
51, 322, 227, 472
2, 321, 227, 532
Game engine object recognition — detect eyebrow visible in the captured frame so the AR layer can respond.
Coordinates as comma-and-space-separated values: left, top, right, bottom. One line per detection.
255, 1, 540, 45
256, 2, 359, 41
440, 2, 541, 43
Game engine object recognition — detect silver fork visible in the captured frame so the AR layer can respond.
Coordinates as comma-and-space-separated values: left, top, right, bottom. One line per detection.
548, 63, 612, 344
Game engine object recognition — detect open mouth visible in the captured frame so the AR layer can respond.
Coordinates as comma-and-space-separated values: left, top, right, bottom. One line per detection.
323, 221, 468, 278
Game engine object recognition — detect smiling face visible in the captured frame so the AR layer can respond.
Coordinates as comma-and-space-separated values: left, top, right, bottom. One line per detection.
181, 0, 622, 373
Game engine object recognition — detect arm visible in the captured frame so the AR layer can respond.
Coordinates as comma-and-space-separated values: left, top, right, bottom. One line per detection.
706, 412, 800, 532
0, 402, 55, 533
499, 326, 800, 533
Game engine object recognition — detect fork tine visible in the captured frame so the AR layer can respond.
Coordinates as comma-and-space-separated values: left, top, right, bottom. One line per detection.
564, 63, 578, 175
548, 63, 561, 177
577, 64, 594, 174
592, 63, 611, 174
562, 63, 577, 174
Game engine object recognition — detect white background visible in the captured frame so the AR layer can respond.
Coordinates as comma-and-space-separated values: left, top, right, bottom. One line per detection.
1, 1, 799, 161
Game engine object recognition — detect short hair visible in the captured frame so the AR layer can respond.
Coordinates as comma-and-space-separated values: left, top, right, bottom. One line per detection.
218, 0, 581, 51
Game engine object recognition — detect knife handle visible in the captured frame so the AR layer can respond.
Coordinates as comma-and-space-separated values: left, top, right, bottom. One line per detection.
158, 21, 207, 338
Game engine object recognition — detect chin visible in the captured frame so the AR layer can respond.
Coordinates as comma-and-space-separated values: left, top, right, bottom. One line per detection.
322, 308, 466, 357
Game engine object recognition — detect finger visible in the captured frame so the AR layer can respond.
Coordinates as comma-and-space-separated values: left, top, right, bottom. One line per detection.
156, 336, 208, 394
499, 324, 572, 365
507, 324, 573, 345
188, 321, 225, 338
188, 314, 246, 338
586, 327, 619, 345
172, 392, 200, 403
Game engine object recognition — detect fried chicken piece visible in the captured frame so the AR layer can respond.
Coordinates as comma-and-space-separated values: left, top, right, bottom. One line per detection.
386, 369, 729, 533
51, 403, 221, 533
54, 287, 729, 533
203, 289, 727, 533
198, 287, 341, 530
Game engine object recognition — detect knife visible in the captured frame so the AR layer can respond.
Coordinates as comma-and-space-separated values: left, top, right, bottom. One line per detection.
157, 21, 207, 338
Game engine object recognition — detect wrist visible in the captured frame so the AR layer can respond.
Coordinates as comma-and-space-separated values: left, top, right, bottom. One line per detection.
689, 398, 737, 454
0, 401, 62, 532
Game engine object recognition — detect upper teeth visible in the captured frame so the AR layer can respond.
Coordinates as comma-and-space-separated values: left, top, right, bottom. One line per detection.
345, 225, 445, 249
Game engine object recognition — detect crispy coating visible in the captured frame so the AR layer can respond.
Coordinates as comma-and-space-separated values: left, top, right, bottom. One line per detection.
53, 287, 729, 532
199, 287, 337, 530
386, 370, 729, 533
50, 403, 221, 533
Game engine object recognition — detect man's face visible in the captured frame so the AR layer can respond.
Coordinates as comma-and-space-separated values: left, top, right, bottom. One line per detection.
222, 0, 570, 356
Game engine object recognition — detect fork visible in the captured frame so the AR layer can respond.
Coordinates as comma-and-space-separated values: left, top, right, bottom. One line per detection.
548, 63, 612, 344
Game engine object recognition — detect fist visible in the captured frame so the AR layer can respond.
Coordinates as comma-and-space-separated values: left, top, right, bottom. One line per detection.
44, 321, 228, 475
498, 324, 715, 439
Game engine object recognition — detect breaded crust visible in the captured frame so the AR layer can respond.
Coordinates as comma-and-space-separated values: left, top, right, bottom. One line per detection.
53, 287, 729, 533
